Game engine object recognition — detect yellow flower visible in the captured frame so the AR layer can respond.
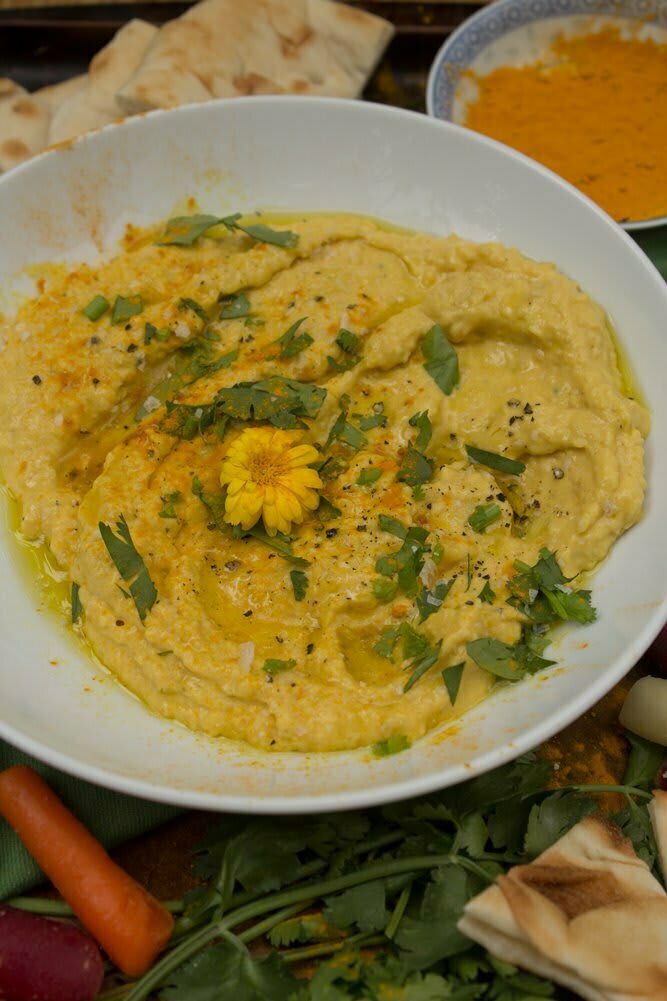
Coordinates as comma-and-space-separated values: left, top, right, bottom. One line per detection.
220, 427, 323, 536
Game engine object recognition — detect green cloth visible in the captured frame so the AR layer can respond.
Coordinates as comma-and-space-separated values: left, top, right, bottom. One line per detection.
0, 741, 180, 898
0, 226, 664, 902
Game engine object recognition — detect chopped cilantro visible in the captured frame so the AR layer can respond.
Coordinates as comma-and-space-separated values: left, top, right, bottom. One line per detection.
276, 317, 313, 358
422, 324, 459, 395
99, 514, 157, 621
111, 295, 143, 325
409, 410, 432, 452
468, 503, 502, 534
230, 219, 298, 248
263, 658, 297, 675
290, 569, 308, 601
432, 541, 444, 565
403, 640, 443, 692
82, 294, 109, 321
179, 297, 209, 323
159, 491, 182, 519
317, 496, 342, 521
372, 578, 399, 602
71, 582, 82, 624
467, 636, 555, 681
416, 579, 453, 621
219, 292, 251, 319
144, 322, 171, 345
507, 548, 596, 625
336, 329, 360, 355
465, 553, 473, 592
442, 662, 465, 705
465, 445, 526, 476
325, 408, 367, 451
156, 214, 224, 246
357, 467, 382, 487
372, 735, 411, 757
376, 525, 429, 596
372, 623, 442, 691
317, 455, 348, 482
478, 580, 496, 604
396, 444, 433, 489
378, 514, 407, 539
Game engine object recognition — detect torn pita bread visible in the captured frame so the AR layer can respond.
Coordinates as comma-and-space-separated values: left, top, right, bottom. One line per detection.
48, 20, 157, 145
0, 82, 50, 171
34, 74, 87, 115
116, 0, 394, 114
458, 814, 667, 1001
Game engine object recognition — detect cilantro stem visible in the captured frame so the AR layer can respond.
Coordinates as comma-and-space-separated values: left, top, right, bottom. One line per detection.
123, 853, 489, 1001
543, 783, 652, 800
281, 931, 384, 964
237, 901, 315, 944
384, 883, 411, 940
6, 896, 75, 916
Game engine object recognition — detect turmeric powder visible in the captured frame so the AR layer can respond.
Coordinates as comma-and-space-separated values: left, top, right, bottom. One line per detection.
462, 26, 667, 223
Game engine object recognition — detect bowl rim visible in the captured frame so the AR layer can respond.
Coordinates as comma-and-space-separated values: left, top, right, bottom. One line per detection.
425, 0, 667, 233
0, 95, 666, 812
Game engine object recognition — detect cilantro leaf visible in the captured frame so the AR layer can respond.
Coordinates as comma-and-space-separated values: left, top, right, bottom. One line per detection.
465, 445, 525, 476
71, 582, 82, 624
219, 292, 252, 319
263, 658, 297, 675
373, 735, 411, 757
82, 294, 109, 321
159, 491, 182, 519
508, 549, 596, 626
613, 796, 659, 871
442, 663, 465, 705
162, 941, 298, 1001
324, 880, 388, 932
99, 515, 157, 621
524, 791, 597, 858
376, 526, 429, 597
395, 865, 474, 969
179, 297, 209, 324
373, 626, 401, 660
404, 640, 443, 692
467, 637, 555, 681
276, 317, 313, 358
622, 732, 666, 791
336, 329, 360, 355
234, 221, 298, 247
156, 214, 224, 246
290, 569, 308, 601
144, 322, 171, 345
422, 324, 460, 396
397, 444, 433, 489
357, 467, 382, 486
478, 580, 496, 604
409, 411, 432, 452
373, 578, 399, 603
325, 409, 368, 451
416, 579, 453, 621
378, 514, 408, 539
468, 503, 501, 534
317, 496, 342, 521
111, 294, 143, 325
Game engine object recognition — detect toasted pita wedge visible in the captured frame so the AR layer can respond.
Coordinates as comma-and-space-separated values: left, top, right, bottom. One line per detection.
34, 75, 87, 115
458, 814, 667, 1001
48, 20, 158, 144
116, 0, 393, 114
0, 83, 50, 171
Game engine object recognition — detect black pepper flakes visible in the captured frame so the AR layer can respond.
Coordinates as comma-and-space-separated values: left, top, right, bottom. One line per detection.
127, 343, 138, 353
325, 528, 338, 538
553, 468, 564, 479
306, 643, 314, 654
32, 375, 42, 385
243, 610, 253, 617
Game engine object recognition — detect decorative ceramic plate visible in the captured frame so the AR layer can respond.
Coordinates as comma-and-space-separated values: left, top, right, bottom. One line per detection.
426, 0, 667, 231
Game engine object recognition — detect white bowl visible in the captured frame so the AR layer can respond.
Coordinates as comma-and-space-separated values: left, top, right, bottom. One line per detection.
0, 97, 665, 812
426, 0, 667, 231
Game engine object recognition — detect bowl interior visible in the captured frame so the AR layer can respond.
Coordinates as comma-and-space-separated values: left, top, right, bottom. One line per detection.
0, 98, 666, 811
426, 0, 667, 231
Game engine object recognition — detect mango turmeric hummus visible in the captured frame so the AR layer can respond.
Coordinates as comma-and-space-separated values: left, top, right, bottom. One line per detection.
0, 212, 648, 753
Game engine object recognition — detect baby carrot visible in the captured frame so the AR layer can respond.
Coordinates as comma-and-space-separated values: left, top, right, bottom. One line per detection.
0, 765, 174, 976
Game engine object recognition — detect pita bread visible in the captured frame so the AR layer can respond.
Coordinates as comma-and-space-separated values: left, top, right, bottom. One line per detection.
116, 0, 394, 114
0, 83, 50, 171
48, 20, 157, 145
458, 814, 667, 1001
34, 75, 87, 115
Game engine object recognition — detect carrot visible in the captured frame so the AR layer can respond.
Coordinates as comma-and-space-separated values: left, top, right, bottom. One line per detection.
0, 765, 174, 976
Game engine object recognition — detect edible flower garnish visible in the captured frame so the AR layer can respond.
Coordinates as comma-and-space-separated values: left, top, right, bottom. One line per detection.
220, 427, 322, 536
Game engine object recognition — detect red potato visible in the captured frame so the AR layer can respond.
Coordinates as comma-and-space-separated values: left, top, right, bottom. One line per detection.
0, 904, 104, 1001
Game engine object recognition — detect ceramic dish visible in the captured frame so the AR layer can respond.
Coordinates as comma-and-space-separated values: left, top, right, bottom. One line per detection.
426, 0, 667, 232
0, 97, 665, 812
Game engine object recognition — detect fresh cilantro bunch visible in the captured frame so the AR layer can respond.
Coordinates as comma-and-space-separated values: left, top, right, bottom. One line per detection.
101, 738, 665, 1001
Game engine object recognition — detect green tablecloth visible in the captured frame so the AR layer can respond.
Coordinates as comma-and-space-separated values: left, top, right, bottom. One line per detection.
1, 226, 665, 901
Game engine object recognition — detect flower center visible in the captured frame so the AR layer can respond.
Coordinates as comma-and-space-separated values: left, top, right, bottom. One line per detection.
248, 450, 286, 487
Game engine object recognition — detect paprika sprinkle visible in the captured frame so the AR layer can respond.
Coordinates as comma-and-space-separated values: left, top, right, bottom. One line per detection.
461, 26, 667, 223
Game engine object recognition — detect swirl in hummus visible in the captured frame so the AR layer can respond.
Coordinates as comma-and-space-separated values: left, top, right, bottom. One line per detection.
0, 212, 649, 752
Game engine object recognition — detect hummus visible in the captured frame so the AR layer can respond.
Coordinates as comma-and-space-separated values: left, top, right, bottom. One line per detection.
0, 213, 649, 752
